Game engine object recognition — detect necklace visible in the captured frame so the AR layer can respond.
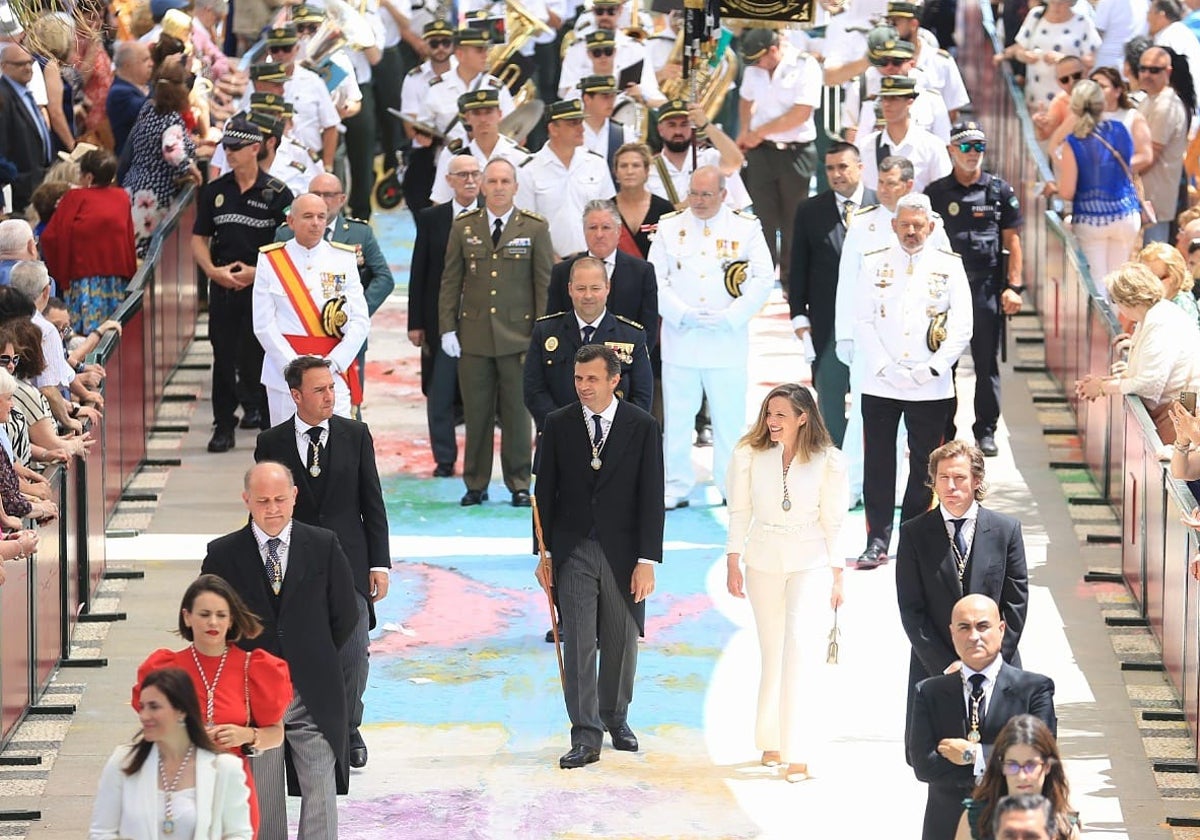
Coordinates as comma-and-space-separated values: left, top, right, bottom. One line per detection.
159, 744, 195, 835
584, 411, 610, 470
189, 644, 229, 726
781, 455, 793, 512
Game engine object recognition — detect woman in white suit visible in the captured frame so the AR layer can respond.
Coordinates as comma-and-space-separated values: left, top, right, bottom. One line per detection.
725, 383, 849, 783
90, 667, 253, 840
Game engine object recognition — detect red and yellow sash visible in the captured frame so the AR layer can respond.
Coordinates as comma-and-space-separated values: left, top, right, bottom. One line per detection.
264, 245, 363, 405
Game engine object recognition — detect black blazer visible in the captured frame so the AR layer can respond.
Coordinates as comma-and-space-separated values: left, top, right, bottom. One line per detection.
523, 310, 653, 429
254, 415, 390, 627
201, 521, 358, 793
909, 663, 1056, 791
408, 201, 456, 343
897, 506, 1028, 678
546, 251, 659, 352
0, 76, 50, 215
788, 187, 877, 353
534, 399, 664, 634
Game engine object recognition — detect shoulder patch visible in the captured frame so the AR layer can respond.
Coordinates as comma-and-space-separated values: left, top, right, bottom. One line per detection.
938, 248, 963, 259
260, 241, 286, 252
519, 208, 545, 221
854, 204, 879, 215
537, 310, 569, 321
330, 240, 357, 253
447, 138, 464, 153
265, 176, 288, 193
407, 66, 421, 77
614, 314, 644, 331
732, 208, 758, 220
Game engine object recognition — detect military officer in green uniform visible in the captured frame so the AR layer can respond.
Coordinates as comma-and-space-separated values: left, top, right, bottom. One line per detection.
439, 157, 553, 507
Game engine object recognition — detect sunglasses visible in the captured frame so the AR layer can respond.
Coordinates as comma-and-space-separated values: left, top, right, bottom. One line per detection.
1138, 64, 1169, 74
956, 141, 986, 153
427, 37, 452, 48
1057, 71, 1083, 85
880, 57, 908, 68
0, 355, 20, 367
589, 47, 615, 57
296, 23, 319, 34
268, 44, 295, 53
1001, 760, 1045, 776
594, 6, 619, 13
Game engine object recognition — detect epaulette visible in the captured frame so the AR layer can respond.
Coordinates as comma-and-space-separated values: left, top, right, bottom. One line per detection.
586, 149, 604, 158
447, 138, 464, 153
854, 204, 879, 215
938, 248, 963, 259
330, 240, 357, 253
453, 206, 478, 218
518, 155, 535, 167
428, 75, 443, 86
260, 241, 286, 252
614, 314, 644, 330
265, 176, 288, 192
863, 246, 888, 256
519, 208, 545, 220
732, 208, 758, 220
515, 145, 530, 154
659, 209, 684, 220
407, 65, 422, 77
537, 310, 569, 321
938, 49, 951, 58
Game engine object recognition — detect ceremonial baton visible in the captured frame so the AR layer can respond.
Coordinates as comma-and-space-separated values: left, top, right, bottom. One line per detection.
531, 495, 566, 691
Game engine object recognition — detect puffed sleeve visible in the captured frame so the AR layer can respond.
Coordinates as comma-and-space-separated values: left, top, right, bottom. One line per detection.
818, 448, 850, 567
247, 648, 293, 726
724, 444, 754, 555
131, 648, 181, 711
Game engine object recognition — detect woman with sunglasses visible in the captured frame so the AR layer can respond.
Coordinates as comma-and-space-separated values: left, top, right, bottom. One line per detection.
955, 714, 1079, 840
1032, 55, 1084, 145
1050, 79, 1142, 289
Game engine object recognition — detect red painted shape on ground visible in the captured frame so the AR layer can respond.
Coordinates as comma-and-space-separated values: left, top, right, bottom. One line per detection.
645, 593, 715, 637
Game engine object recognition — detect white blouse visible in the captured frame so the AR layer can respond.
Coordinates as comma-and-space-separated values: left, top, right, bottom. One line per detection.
1120, 299, 1200, 408
725, 443, 849, 574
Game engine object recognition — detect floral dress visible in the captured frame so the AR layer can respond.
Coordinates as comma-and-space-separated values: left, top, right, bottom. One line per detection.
1014, 7, 1101, 108
121, 99, 195, 257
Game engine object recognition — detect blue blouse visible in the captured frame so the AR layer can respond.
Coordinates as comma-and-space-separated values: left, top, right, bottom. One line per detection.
1066, 120, 1141, 225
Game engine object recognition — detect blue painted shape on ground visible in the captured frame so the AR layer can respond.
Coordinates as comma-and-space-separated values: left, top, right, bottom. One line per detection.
372, 206, 414, 295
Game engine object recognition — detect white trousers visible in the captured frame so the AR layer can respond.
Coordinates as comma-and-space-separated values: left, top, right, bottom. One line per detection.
1073, 213, 1141, 297
266, 379, 351, 428
662, 362, 747, 500
744, 563, 832, 763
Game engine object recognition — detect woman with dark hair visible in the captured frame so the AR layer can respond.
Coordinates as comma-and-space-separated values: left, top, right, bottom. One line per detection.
725, 383, 848, 783
612, 142, 675, 258
40, 148, 136, 334
2, 319, 92, 461
1089, 67, 1153, 173
90, 667, 253, 840
134, 575, 292, 837
0, 366, 57, 529
956, 714, 1079, 840
1163, 45, 1197, 115
121, 58, 201, 257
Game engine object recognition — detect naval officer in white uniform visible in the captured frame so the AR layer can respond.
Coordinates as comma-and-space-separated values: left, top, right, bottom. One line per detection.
648, 166, 774, 510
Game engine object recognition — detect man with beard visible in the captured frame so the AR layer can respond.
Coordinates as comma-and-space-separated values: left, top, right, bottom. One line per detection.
645, 99, 745, 210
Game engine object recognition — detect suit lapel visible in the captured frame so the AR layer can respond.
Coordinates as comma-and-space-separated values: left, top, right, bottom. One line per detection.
279, 523, 308, 614
140, 744, 161, 838
966, 508, 995, 593
195, 749, 215, 837
930, 511, 963, 598
986, 663, 1016, 730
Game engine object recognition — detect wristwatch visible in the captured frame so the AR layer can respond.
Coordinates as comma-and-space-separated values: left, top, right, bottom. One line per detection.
961, 747, 976, 764
1005, 283, 1026, 294
241, 727, 260, 757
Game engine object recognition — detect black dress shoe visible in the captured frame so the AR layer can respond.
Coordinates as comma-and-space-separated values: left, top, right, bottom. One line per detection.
349, 745, 368, 768
433, 463, 454, 477
511, 489, 532, 507
856, 542, 888, 570
694, 426, 714, 447
608, 723, 639, 752
207, 428, 235, 453
460, 489, 489, 506
559, 745, 600, 769
238, 410, 263, 430
544, 625, 562, 643
977, 435, 999, 457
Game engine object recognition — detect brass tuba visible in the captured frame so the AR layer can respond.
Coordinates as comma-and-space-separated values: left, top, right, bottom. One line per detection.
660, 30, 736, 125
487, 0, 554, 108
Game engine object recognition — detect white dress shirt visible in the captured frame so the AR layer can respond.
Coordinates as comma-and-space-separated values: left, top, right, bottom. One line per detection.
294, 415, 329, 465
252, 519, 294, 580
960, 653, 1003, 778
940, 500, 979, 569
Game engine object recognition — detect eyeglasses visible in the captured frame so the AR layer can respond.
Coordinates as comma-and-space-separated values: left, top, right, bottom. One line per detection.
1138, 64, 1169, 75
1001, 760, 1046, 776
268, 44, 295, 53
956, 141, 986, 153
0, 355, 20, 367
450, 170, 482, 180
589, 47, 615, 57
1057, 71, 1083, 85
427, 37, 452, 48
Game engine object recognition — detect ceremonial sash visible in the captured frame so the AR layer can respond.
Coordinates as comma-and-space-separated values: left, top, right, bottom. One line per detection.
264, 246, 363, 405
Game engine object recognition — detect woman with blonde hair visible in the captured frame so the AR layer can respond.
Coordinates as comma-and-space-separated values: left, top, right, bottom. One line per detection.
26, 14, 79, 155
725, 383, 848, 783
1137, 241, 1199, 325
1075, 261, 1200, 443
612, 142, 675, 258
1051, 79, 1142, 289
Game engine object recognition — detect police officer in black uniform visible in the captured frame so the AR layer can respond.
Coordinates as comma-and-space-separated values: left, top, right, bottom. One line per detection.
924, 121, 1025, 456
523, 255, 653, 435
192, 115, 294, 452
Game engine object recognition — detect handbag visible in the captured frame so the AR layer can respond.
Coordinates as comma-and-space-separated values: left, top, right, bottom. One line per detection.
1093, 130, 1156, 228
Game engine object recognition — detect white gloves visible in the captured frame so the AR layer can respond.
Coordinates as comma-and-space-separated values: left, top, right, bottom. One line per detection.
880, 364, 917, 390
441, 331, 462, 358
911, 366, 935, 386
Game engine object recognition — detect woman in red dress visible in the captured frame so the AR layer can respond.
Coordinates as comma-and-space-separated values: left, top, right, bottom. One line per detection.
133, 574, 292, 838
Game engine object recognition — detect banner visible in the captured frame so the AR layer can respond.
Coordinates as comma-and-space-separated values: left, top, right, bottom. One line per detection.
718, 0, 817, 24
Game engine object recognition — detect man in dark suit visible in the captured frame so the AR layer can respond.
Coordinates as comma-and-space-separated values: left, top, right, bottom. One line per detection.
202, 461, 358, 840
407, 154, 480, 477
908, 594, 1056, 840
897, 440, 1028, 739
525, 256, 653, 432
788, 141, 876, 447
106, 40, 153, 156
534, 344, 664, 769
253, 355, 390, 771
438, 157, 553, 508
0, 43, 51, 216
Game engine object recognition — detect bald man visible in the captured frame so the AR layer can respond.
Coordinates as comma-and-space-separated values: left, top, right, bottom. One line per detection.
906, 595, 1056, 840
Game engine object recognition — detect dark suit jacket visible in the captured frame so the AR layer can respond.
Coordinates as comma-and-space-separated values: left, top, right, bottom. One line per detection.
407, 201, 457, 394
106, 76, 147, 156
897, 506, 1028, 679
254, 415, 390, 627
0, 75, 50, 215
909, 663, 1056, 792
201, 521, 358, 793
534, 399, 664, 634
788, 187, 877, 353
523, 310, 653, 429
546, 251, 659, 352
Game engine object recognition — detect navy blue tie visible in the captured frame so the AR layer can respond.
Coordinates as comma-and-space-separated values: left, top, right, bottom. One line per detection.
591, 414, 603, 446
